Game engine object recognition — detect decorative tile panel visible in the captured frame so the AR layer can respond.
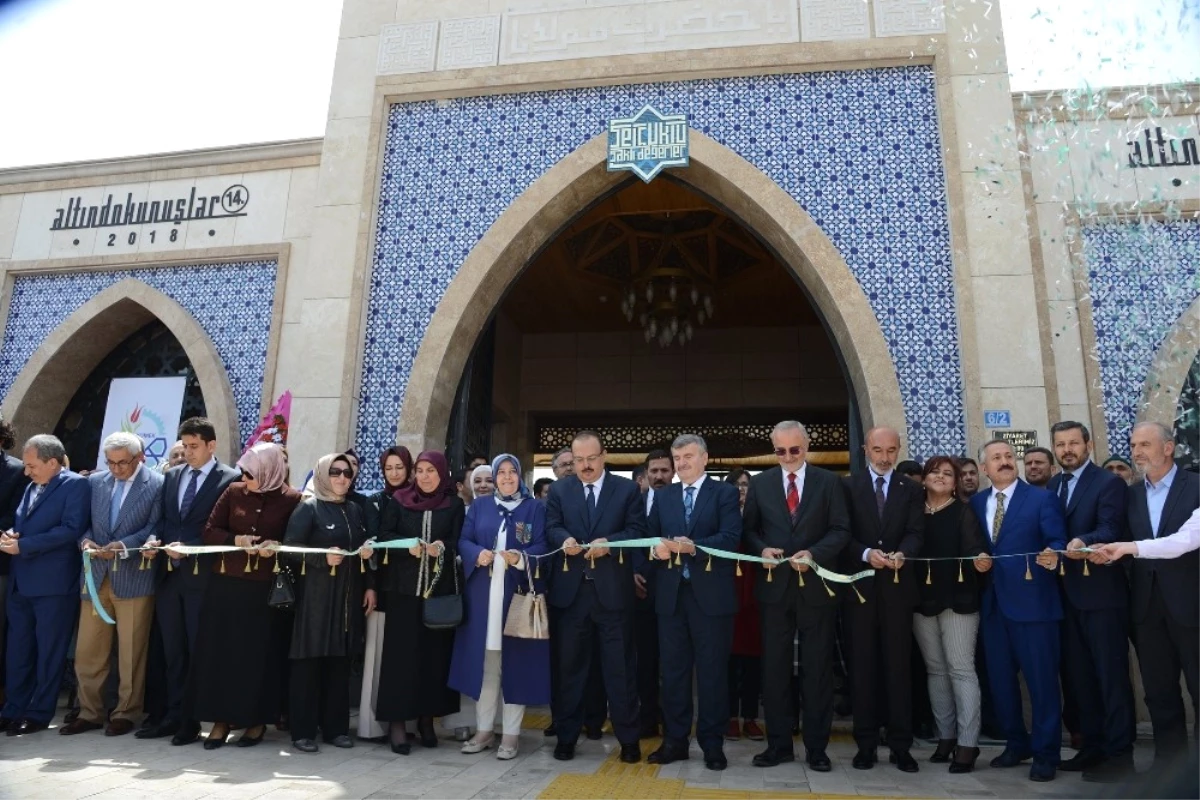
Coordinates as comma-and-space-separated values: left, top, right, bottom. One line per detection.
358, 67, 965, 475
800, 0, 870, 42
1082, 220, 1200, 454
377, 21, 439, 75
437, 16, 501, 71
874, 0, 945, 37
0, 261, 278, 445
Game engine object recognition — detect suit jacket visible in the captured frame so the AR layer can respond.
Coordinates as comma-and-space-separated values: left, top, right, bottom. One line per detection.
1124, 467, 1200, 627
0, 454, 32, 577
156, 461, 239, 590
743, 465, 851, 607
647, 476, 742, 617
545, 471, 645, 611
970, 480, 1066, 623
10, 470, 91, 597
840, 472, 924, 606
1046, 461, 1128, 611
80, 466, 165, 599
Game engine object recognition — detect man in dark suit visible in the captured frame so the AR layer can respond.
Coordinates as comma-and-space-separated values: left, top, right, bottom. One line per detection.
970, 439, 1066, 782
633, 449, 674, 739
1046, 421, 1134, 782
1122, 421, 1199, 783
136, 417, 237, 745
0, 416, 32, 705
841, 426, 924, 772
545, 430, 645, 764
645, 434, 741, 770
0, 435, 90, 736
743, 420, 850, 772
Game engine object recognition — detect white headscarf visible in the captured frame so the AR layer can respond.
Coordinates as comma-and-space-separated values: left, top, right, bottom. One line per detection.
469, 464, 493, 499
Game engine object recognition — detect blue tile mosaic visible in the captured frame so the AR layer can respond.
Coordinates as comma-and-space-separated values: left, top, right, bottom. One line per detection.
0, 262, 278, 445
359, 67, 965, 467
1083, 220, 1200, 454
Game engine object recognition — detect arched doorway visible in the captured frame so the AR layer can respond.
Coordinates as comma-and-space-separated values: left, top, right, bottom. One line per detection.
396, 131, 906, 464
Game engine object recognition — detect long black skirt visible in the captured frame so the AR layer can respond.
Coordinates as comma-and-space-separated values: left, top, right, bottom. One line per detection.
191, 574, 282, 726
374, 593, 459, 721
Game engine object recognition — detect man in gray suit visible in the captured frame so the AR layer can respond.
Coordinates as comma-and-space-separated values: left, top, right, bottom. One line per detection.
59, 432, 163, 737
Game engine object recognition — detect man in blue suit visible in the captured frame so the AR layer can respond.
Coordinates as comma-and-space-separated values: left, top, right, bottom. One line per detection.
971, 438, 1066, 782
0, 434, 90, 736
1046, 421, 1134, 782
545, 430, 646, 764
644, 434, 741, 771
60, 431, 164, 737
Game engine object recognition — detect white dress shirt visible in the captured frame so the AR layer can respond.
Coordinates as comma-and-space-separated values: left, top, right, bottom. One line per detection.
645, 487, 655, 516
985, 480, 1020, 541
582, 470, 606, 505
177, 457, 217, 511
1136, 507, 1200, 559
1145, 464, 1178, 537
862, 467, 894, 562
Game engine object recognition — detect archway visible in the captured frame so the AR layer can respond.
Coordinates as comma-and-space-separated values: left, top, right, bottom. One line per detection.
396, 131, 905, 456
0, 279, 239, 463
1137, 296, 1200, 430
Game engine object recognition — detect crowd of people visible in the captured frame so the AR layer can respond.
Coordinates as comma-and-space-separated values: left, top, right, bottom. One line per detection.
0, 414, 1195, 796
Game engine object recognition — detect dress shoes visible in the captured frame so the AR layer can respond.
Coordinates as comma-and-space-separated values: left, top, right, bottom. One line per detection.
326, 735, 354, 749
948, 746, 979, 774
553, 742, 576, 761
7, 719, 47, 737
930, 739, 956, 763
752, 747, 795, 767
646, 743, 689, 765
893, 751, 919, 773
135, 720, 180, 740
105, 719, 134, 736
1082, 754, 1134, 783
990, 747, 1033, 768
543, 724, 557, 737
1059, 749, 1104, 771
171, 725, 201, 746
236, 727, 266, 748
585, 724, 603, 740
852, 749, 877, 770
1029, 760, 1056, 782
619, 743, 641, 764
806, 751, 832, 772
703, 750, 728, 771
59, 718, 103, 735
292, 738, 319, 753
203, 735, 226, 751
0, 717, 13, 732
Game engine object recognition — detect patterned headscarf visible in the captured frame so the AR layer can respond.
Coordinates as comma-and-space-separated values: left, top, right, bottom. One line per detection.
491, 453, 530, 512
236, 443, 289, 493
310, 453, 354, 503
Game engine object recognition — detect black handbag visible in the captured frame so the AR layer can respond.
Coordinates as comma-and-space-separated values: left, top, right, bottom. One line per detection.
268, 565, 296, 609
420, 551, 463, 630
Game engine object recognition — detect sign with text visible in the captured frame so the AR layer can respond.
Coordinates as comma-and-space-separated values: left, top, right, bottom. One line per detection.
983, 409, 1012, 428
607, 105, 689, 183
990, 430, 1038, 460
50, 185, 250, 231
98, 377, 187, 469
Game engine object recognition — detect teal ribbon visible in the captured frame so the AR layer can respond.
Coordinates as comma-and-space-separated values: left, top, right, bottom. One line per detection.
696, 545, 876, 584
81, 550, 116, 625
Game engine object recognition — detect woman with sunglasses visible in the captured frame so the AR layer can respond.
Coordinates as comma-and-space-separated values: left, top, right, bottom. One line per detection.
281, 453, 373, 753
190, 443, 301, 749
357, 446, 414, 741
374, 450, 464, 754
449, 454, 549, 760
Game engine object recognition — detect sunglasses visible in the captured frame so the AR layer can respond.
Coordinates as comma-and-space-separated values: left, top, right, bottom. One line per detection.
240, 470, 255, 481
774, 446, 804, 457
328, 467, 354, 478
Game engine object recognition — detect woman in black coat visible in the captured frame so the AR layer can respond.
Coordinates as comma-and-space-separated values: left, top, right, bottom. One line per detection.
282, 453, 374, 753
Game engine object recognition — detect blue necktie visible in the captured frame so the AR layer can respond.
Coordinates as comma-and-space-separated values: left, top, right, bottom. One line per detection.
586, 484, 597, 528
682, 485, 695, 580
110, 480, 127, 531
180, 469, 201, 518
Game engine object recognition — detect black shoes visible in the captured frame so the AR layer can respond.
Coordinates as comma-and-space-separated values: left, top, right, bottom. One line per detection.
1029, 761, 1056, 782
949, 746, 979, 774
647, 743, 690, 765
619, 743, 641, 764
806, 751, 832, 772
553, 742, 576, 761
752, 747, 795, 767
293, 738, 319, 753
543, 724, 557, 737
893, 750, 919, 773
852, 749, 877, 770
135, 720, 180, 740
171, 725, 201, 746
703, 750, 727, 771
930, 739, 956, 763
5, 718, 46, 737
990, 747, 1033, 768
585, 724, 603, 740
1059, 749, 1104, 771
325, 734, 354, 748
237, 727, 266, 748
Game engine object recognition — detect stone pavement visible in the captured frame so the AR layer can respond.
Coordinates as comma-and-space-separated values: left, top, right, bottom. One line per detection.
0, 709, 1158, 799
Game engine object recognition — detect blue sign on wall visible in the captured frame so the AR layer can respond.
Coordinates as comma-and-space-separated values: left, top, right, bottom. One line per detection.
984, 409, 1012, 428
607, 105, 689, 182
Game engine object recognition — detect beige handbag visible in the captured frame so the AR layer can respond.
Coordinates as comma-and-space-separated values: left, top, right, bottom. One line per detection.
503, 558, 549, 640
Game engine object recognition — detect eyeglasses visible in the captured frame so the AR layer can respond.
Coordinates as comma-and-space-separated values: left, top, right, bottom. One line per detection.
105, 457, 136, 469
241, 471, 255, 481
328, 467, 354, 478
572, 454, 604, 466
774, 446, 804, 457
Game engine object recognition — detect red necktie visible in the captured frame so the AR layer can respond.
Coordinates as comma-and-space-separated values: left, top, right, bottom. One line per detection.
786, 472, 799, 520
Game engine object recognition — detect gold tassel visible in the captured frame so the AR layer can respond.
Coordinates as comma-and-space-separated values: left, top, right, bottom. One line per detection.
562, 557, 568, 572
798, 569, 805, 587
957, 559, 964, 583
649, 547, 655, 562
383, 549, 390, 565
823, 578, 836, 598
192, 558, 199, 576
619, 549, 624, 564
667, 554, 673, 569
893, 566, 899, 583
220, 555, 226, 574
167, 559, 173, 572
92, 606, 98, 617
766, 566, 773, 582
1024, 556, 1032, 581
674, 551, 681, 566
139, 555, 147, 571
1083, 560, 1090, 576
331, 563, 337, 576
736, 561, 742, 577
535, 560, 541, 579
852, 583, 866, 603
1059, 559, 1065, 576
273, 558, 281, 573
489, 563, 493, 577
359, 557, 365, 573
254, 554, 261, 571
926, 563, 932, 585
301, 559, 307, 576
112, 556, 118, 573
705, 556, 712, 572
244, 555, 252, 573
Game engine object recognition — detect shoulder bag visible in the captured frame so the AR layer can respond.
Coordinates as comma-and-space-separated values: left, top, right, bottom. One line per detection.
418, 511, 463, 629
267, 564, 296, 609
503, 556, 548, 640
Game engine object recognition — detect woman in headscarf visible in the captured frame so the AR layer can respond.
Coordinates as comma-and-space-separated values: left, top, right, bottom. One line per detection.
281, 453, 373, 753
449, 455, 549, 760
192, 443, 301, 749
357, 446, 414, 741
374, 451, 464, 754
470, 464, 494, 498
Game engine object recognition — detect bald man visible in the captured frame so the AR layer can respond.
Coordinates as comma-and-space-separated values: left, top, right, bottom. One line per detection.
840, 427, 925, 772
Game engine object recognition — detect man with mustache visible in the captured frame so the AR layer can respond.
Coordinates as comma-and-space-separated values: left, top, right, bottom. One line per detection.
970, 439, 1066, 782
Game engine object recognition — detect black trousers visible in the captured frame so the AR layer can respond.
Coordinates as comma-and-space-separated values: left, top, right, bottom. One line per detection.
584, 642, 607, 729
846, 595, 914, 753
1133, 579, 1199, 760
761, 582, 835, 754
1062, 603, 1134, 757
634, 596, 660, 728
728, 654, 761, 720
289, 656, 350, 742
658, 583, 734, 753
554, 582, 639, 745
141, 616, 167, 725
155, 578, 204, 724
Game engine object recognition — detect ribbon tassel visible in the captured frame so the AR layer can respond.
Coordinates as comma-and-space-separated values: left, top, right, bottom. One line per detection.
852, 583, 865, 603
193, 557, 199, 576
1083, 560, 1090, 576
359, 557, 365, 573
673, 551, 681, 566
273, 558, 281, 574
798, 569, 804, 587
535, 560, 541, 580
893, 566, 899, 584
619, 549, 624, 565
167, 559, 173, 572
1024, 556, 1032, 581
244, 555, 252, 573
383, 549, 389, 565
562, 557, 569, 572
220, 555, 226, 574
736, 561, 742, 577
111, 556, 118, 573
926, 563, 932, 585
331, 563, 337, 576
705, 555, 712, 572
957, 559, 964, 583
301, 559, 307, 576
1059, 559, 1065, 576
766, 566, 773, 582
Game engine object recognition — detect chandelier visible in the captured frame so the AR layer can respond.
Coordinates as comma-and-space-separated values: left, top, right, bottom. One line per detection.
619, 265, 713, 346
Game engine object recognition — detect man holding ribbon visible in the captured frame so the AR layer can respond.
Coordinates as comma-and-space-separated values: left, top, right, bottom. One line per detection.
645, 434, 741, 771
970, 439, 1065, 782
61, 432, 163, 737
743, 420, 850, 773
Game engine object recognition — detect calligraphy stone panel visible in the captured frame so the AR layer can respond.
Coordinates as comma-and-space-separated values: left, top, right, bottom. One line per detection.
438, 16, 501, 71
873, 0, 945, 37
800, 0, 870, 42
377, 20, 439, 75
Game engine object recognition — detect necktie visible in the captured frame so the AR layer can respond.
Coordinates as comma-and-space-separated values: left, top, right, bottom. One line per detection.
110, 480, 127, 530
786, 473, 799, 522
586, 484, 596, 528
874, 475, 886, 518
180, 469, 202, 518
992, 492, 1006, 542
1059, 473, 1073, 507
682, 485, 696, 579
24, 484, 41, 516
